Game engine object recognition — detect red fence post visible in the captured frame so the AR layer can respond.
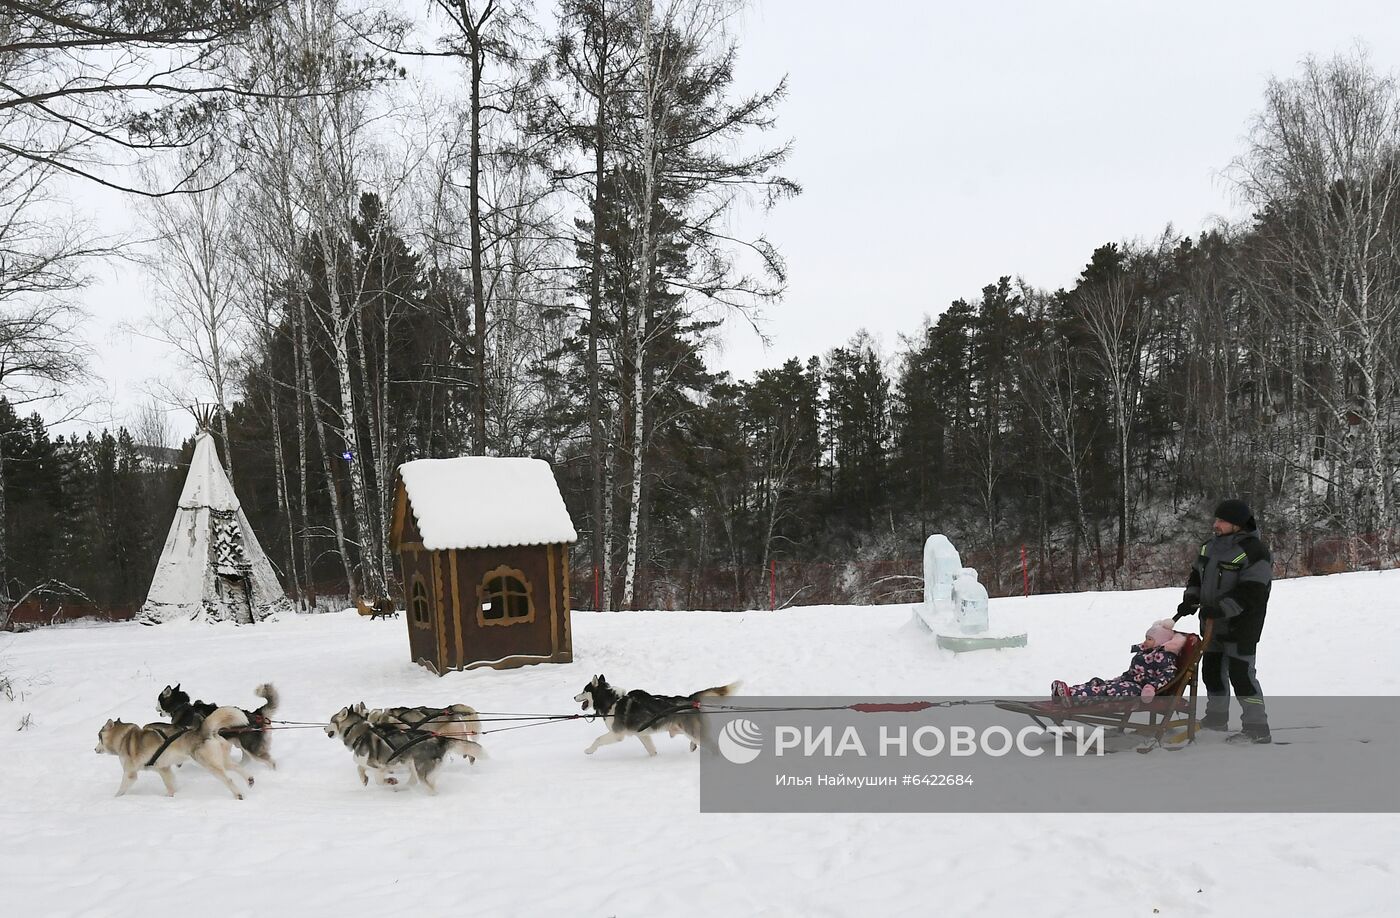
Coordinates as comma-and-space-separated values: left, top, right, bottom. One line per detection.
1021, 544, 1029, 598
770, 560, 777, 611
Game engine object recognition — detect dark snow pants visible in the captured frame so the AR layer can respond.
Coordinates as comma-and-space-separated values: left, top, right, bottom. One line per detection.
1202, 642, 1268, 729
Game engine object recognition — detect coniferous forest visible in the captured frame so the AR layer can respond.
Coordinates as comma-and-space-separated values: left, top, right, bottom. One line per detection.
2, 3, 1398, 622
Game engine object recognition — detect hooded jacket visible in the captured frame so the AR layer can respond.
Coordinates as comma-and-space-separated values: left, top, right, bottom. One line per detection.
1181, 527, 1272, 651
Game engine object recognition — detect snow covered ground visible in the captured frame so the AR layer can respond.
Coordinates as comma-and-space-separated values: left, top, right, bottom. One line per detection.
1, 569, 1397, 917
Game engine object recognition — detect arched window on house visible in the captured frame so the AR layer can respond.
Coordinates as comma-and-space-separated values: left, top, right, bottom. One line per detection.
478, 567, 535, 626
411, 575, 431, 625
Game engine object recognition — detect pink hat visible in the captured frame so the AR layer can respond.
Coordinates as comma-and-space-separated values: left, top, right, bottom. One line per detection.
1146, 620, 1176, 647
1146, 619, 1188, 655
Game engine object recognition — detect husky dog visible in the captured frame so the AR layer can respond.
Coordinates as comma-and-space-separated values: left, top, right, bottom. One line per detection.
95, 708, 254, 799
325, 703, 483, 794
367, 704, 483, 759
573, 675, 739, 757
157, 682, 279, 769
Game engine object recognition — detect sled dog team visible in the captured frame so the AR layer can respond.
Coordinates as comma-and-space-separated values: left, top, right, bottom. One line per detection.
95, 676, 739, 798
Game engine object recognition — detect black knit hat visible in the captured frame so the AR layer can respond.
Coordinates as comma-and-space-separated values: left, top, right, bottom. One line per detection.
1213, 499, 1255, 530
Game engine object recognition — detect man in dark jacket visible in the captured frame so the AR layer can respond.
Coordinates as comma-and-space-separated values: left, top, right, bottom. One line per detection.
1173, 499, 1272, 744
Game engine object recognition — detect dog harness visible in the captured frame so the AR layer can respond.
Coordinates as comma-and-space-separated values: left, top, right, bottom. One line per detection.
342, 712, 441, 765
374, 722, 439, 764
170, 697, 268, 733
144, 726, 192, 767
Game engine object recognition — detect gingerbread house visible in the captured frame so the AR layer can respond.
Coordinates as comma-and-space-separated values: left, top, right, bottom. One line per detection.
389, 457, 576, 673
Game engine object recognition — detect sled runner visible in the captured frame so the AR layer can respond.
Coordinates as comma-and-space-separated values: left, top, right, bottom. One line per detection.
996, 622, 1212, 746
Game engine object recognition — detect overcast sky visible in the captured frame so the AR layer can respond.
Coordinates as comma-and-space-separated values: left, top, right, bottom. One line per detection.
54, 0, 1400, 437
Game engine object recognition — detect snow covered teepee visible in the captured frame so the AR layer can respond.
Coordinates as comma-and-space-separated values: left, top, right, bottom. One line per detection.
140, 428, 289, 624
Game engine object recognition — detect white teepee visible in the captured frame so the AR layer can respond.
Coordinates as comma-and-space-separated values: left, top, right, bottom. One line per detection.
140, 430, 289, 624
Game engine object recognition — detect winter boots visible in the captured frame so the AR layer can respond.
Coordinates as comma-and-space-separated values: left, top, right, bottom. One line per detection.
1200, 712, 1229, 732
1225, 724, 1273, 745
1200, 709, 1270, 743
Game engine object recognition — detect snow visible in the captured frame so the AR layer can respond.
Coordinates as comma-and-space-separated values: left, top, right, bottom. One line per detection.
2, 569, 1397, 916
398, 457, 578, 549
141, 432, 288, 624
175, 431, 242, 512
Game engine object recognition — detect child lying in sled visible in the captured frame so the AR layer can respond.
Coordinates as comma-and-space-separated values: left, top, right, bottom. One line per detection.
1050, 620, 1187, 706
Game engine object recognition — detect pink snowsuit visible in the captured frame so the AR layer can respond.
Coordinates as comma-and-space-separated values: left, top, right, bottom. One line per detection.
1065, 643, 1180, 702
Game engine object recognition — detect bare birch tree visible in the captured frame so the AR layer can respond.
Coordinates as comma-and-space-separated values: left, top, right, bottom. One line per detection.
140, 145, 245, 475
1073, 270, 1149, 576
231, 0, 388, 600
0, 298, 88, 614
1018, 327, 1098, 586
617, 0, 797, 607
619, 0, 661, 608
284, 0, 398, 599
232, 230, 306, 610
0, 100, 96, 616
419, 0, 536, 455
1234, 48, 1400, 533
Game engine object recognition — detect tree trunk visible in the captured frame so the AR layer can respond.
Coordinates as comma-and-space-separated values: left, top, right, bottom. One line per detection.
0, 434, 9, 620
292, 283, 316, 607
204, 283, 233, 481
331, 314, 382, 599
217, 400, 234, 482
379, 295, 395, 593
588, 8, 608, 611
621, 356, 644, 609
1328, 326, 1346, 526
468, 31, 488, 456
1357, 324, 1388, 534
298, 295, 357, 598
602, 405, 619, 609
621, 1, 657, 610
351, 302, 384, 586
267, 358, 301, 611
1118, 392, 1129, 580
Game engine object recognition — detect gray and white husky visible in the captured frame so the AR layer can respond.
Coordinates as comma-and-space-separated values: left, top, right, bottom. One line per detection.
573, 674, 739, 757
95, 707, 253, 799
325, 703, 483, 794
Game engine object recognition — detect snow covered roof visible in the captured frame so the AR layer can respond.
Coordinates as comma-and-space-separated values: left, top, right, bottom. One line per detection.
398, 457, 578, 550
178, 432, 240, 511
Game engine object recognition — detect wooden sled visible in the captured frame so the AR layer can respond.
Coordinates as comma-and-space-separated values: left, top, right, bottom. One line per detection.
996, 622, 1213, 747
354, 597, 399, 620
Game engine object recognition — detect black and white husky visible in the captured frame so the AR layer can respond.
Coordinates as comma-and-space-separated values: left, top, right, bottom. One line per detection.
573, 674, 739, 757
325, 703, 483, 794
158, 683, 279, 769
